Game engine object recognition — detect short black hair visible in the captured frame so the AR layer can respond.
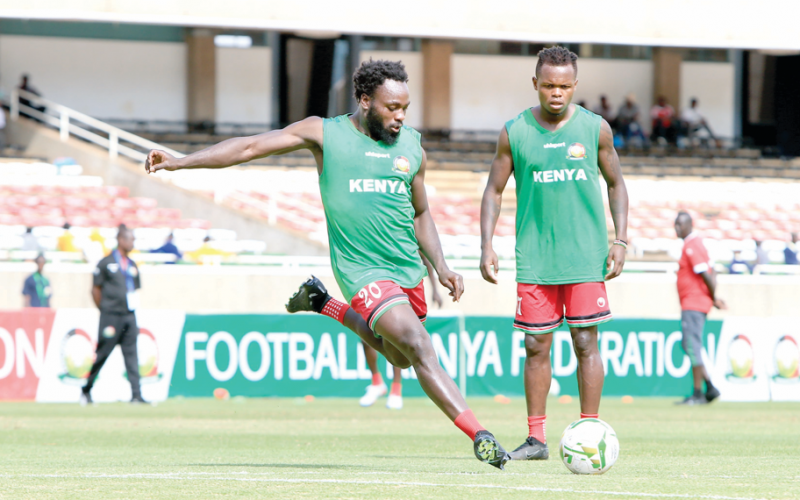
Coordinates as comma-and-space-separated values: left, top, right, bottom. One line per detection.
676, 211, 692, 223
535, 46, 578, 77
353, 59, 408, 101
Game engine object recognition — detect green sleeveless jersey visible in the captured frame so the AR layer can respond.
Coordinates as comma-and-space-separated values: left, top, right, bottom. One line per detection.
319, 115, 426, 302
506, 105, 607, 285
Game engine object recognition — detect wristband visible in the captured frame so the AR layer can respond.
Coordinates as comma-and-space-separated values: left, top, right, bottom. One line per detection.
613, 240, 628, 249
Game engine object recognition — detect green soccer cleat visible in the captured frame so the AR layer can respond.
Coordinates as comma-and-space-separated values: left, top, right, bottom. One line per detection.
285, 275, 331, 314
474, 430, 510, 470
508, 436, 549, 460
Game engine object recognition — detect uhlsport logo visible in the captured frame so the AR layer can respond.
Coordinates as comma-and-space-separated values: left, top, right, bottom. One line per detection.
597, 297, 606, 308
567, 142, 587, 160
393, 156, 410, 174
772, 334, 799, 384
726, 334, 756, 382
59, 328, 95, 385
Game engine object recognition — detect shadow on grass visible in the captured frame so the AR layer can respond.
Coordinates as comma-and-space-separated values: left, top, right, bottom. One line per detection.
367, 455, 472, 461
189, 463, 365, 469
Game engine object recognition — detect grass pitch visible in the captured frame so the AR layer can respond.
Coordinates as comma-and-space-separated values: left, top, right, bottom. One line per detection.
0, 396, 798, 499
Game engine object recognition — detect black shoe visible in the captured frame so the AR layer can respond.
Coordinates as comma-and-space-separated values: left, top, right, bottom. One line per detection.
473, 430, 510, 470
130, 395, 148, 405
79, 390, 92, 406
508, 436, 549, 460
705, 386, 720, 403
286, 275, 331, 314
675, 394, 707, 405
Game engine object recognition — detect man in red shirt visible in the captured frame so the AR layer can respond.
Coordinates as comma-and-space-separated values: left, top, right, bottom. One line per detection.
674, 212, 726, 404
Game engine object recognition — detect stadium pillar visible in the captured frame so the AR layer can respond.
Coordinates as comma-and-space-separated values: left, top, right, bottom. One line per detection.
186, 29, 217, 132
421, 39, 453, 134
652, 47, 683, 109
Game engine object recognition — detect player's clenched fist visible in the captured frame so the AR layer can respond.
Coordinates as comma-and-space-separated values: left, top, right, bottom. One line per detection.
145, 150, 179, 174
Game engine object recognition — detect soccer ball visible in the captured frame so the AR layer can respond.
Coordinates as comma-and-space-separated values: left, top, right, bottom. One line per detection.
560, 418, 619, 475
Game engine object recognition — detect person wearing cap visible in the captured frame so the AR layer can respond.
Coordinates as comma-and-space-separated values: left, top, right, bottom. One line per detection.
80, 227, 146, 405
22, 253, 51, 308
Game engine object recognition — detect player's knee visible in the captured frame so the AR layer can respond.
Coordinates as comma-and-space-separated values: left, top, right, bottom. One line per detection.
571, 330, 597, 358
524, 334, 551, 359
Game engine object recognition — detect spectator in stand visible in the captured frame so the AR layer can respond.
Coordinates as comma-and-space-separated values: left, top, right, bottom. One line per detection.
18, 74, 46, 119
681, 98, 717, 147
186, 235, 233, 264
21, 227, 40, 251
674, 212, 725, 405
755, 240, 770, 266
650, 96, 677, 144
784, 233, 799, 265
592, 95, 615, 126
616, 94, 645, 147
22, 253, 52, 308
728, 251, 752, 274
57, 223, 79, 252
152, 233, 182, 263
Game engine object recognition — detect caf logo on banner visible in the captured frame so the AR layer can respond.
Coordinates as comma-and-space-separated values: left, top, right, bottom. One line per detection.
59, 328, 95, 386
136, 328, 163, 384
726, 334, 756, 382
772, 334, 799, 384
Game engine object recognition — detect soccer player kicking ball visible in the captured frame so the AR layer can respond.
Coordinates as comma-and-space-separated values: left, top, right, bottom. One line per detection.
480, 46, 629, 461
146, 60, 509, 470
358, 254, 442, 410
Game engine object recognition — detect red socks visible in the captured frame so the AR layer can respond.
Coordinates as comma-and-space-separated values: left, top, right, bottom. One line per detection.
371, 372, 383, 386
390, 382, 402, 396
454, 409, 485, 440
321, 298, 350, 324
581, 413, 599, 419
527, 415, 546, 443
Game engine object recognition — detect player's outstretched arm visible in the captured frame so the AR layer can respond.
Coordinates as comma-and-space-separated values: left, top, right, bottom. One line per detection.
479, 127, 514, 284
411, 149, 464, 302
145, 117, 324, 173
598, 119, 629, 280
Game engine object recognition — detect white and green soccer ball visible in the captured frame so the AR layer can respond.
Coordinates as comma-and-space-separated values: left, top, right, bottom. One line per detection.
560, 418, 619, 475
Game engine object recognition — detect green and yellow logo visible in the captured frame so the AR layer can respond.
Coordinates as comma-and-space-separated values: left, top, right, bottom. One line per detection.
772, 334, 799, 383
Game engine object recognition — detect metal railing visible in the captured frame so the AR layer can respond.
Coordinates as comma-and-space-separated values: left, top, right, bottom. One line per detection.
9, 89, 183, 163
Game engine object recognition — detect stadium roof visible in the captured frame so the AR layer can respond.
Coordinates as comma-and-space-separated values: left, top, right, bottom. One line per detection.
1, 0, 799, 51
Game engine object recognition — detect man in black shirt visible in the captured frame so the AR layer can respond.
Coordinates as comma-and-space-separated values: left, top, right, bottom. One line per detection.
80, 228, 145, 405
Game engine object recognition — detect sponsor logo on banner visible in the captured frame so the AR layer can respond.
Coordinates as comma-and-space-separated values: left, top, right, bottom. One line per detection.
135, 328, 163, 384
0, 309, 56, 400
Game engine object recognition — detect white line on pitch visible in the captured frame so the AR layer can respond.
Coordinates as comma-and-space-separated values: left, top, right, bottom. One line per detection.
0, 473, 772, 500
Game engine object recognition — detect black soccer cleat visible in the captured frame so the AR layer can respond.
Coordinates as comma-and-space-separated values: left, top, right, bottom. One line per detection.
508, 436, 549, 460
473, 430, 510, 470
675, 394, 707, 405
79, 390, 93, 406
705, 386, 721, 403
285, 275, 331, 314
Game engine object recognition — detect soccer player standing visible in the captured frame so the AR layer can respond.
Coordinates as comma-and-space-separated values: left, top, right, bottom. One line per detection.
146, 60, 509, 470
674, 211, 725, 405
480, 47, 629, 460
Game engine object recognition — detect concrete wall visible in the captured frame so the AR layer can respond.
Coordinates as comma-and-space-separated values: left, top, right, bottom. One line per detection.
0, 35, 187, 121
216, 46, 271, 124
7, 117, 327, 256
0, 35, 271, 124
1, 262, 797, 320
680, 61, 736, 139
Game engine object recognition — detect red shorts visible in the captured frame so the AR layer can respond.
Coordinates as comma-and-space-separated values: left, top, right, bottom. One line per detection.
514, 282, 612, 334
350, 280, 427, 331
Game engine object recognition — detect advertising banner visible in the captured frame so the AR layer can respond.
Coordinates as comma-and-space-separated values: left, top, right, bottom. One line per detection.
2, 311, 797, 402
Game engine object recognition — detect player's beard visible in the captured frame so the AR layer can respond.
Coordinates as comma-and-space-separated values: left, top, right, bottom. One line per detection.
366, 105, 400, 146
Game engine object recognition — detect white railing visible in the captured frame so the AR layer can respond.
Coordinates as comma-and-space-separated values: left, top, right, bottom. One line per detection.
9, 89, 183, 163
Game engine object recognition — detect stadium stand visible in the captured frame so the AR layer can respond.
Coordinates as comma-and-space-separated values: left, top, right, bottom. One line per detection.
0, 158, 268, 264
